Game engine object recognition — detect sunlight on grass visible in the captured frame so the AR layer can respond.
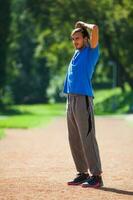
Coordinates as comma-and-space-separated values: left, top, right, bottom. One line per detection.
0, 103, 66, 129
0, 87, 132, 129
94, 87, 133, 115
94, 88, 121, 104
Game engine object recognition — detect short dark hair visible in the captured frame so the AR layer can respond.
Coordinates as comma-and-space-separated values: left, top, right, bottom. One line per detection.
71, 27, 89, 38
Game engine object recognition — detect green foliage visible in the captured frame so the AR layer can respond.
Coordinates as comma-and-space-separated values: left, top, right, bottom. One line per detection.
6, 0, 50, 104
0, 0, 11, 102
47, 74, 66, 103
0, 0, 133, 104
94, 87, 133, 115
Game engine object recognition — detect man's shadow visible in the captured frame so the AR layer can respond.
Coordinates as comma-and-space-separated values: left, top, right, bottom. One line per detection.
99, 187, 133, 196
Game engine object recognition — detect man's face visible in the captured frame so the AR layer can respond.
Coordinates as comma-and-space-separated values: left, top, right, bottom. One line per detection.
71, 32, 87, 50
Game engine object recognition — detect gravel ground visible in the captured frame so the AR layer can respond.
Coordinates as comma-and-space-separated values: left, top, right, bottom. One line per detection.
0, 116, 133, 200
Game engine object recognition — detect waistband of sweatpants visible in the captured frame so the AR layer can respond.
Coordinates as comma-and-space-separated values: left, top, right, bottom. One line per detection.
68, 94, 82, 97
68, 94, 94, 99
68, 93, 86, 97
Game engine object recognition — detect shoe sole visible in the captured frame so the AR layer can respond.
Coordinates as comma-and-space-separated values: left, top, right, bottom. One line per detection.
82, 182, 104, 188
67, 179, 89, 186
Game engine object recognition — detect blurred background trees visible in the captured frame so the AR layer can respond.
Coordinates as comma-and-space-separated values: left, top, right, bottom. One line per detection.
0, 0, 11, 104
0, 0, 132, 104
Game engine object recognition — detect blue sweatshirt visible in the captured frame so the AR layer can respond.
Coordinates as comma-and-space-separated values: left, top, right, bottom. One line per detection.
63, 44, 99, 97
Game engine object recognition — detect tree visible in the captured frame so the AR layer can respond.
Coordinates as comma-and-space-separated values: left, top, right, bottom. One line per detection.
1, 0, 133, 105
0, 0, 11, 103
7, 0, 50, 104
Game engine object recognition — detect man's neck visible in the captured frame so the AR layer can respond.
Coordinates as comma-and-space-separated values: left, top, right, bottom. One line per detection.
78, 43, 89, 51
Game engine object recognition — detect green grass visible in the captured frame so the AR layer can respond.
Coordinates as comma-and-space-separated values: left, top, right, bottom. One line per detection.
0, 87, 132, 129
0, 103, 66, 129
94, 87, 133, 115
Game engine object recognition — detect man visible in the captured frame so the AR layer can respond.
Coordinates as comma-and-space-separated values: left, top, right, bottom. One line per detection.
63, 21, 103, 188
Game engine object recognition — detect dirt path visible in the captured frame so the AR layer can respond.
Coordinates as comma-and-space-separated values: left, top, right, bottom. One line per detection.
0, 116, 133, 200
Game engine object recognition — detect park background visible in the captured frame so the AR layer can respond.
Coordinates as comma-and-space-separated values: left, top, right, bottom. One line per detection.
0, 0, 133, 137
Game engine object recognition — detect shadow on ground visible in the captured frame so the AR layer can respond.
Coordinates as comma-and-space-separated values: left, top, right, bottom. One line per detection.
99, 187, 133, 196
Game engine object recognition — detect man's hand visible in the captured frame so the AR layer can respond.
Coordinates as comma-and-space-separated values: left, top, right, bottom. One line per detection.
75, 21, 99, 48
75, 21, 87, 29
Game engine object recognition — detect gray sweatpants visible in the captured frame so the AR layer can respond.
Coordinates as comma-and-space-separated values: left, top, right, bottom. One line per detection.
66, 94, 102, 175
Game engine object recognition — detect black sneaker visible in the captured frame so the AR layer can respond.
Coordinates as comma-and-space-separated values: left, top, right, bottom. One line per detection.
67, 173, 89, 185
82, 175, 103, 188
